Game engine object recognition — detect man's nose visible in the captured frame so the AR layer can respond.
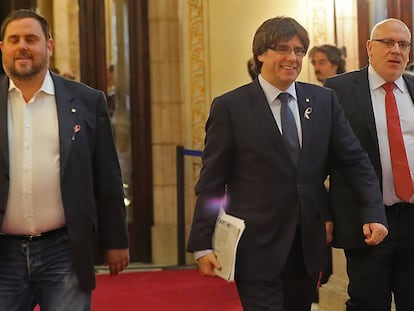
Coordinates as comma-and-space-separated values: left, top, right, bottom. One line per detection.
390, 42, 402, 53
17, 40, 28, 50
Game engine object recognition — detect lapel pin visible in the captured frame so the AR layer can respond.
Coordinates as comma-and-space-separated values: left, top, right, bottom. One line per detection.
305, 98, 310, 103
304, 107, 312, 120
72, 124, 81, 141
71, 108, 76, 113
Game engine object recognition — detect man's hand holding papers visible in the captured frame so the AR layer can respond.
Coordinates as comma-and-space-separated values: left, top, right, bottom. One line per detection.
197, 253, 222, 277
212, 211, 245, 282
196, 211, 245, 282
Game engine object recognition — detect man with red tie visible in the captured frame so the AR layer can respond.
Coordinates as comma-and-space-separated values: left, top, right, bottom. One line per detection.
325, 18, 414, 311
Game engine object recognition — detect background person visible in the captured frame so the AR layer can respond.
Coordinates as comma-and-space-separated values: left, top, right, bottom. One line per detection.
0, 9, 129, 311
325, 18, 414, 311
309, 44, 346, 83
247, 56, 257, 80
309, 43, 347, 289
187, 16, 388, 311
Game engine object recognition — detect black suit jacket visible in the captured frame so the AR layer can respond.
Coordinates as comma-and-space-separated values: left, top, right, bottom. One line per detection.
0, 73, 128, 291
325, 67, 414, 249
187, 79, 387, 280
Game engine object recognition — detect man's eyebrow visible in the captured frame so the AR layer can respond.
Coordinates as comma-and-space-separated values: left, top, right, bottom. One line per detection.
6, 34, 39, 39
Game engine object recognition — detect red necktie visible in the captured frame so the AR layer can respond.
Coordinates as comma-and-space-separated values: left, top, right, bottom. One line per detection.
383, 82, 414, 202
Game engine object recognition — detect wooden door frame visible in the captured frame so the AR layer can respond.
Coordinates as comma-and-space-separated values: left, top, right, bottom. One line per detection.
127, 0, 153, 263
78, 0, 153, 262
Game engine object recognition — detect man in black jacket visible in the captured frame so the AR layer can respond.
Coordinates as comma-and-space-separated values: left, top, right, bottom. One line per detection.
325, 18, 414, 311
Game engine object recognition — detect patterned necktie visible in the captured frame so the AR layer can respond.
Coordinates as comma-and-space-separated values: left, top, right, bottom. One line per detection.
383, 82, 414, 202
279, 92, 300, 167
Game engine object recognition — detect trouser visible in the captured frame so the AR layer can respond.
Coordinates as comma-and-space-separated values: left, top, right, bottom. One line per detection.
235, 228, 319, 311
345, 203, 414, 311
0, 228, 91, 311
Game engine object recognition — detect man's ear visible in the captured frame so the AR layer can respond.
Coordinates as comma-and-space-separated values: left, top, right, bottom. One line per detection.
47, 38, 54, 57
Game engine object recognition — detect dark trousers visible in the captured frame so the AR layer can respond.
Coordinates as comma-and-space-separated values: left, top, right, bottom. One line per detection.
345, 203, 414, 311
320, 245, 332, 284
235, 228, 319, 311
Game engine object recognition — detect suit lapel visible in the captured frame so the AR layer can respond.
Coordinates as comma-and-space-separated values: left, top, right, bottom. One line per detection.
249, 81, 282, 135
52, 75, 79, 177
403, 74, 414, 104
248, 80, 297, 169
352, 68, 379, 144
248, 80, 289, 140
0, 76, 9, 170
295, 84, 313, 165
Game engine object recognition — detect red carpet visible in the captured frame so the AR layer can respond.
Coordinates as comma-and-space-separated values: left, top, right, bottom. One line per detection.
92, 268, 242, 310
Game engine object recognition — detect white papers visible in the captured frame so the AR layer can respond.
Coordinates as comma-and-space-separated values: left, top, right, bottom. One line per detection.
212, 211, 245, 282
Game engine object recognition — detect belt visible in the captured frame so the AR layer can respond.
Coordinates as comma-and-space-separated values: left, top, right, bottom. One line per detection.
385, 202, 414, 210
0, 227, 67, 241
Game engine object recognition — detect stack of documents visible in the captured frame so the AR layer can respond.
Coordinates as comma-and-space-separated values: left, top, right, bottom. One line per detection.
212, 211, 245, 282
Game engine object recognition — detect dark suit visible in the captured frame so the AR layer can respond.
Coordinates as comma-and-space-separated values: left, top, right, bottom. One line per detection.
187, 78, 387, 309
325, 67, 387, 248
325, 67, 414, 310
0, 73, 128, 292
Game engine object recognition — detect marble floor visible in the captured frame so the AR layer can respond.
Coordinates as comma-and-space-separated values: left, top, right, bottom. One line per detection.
311, 303, 322, 310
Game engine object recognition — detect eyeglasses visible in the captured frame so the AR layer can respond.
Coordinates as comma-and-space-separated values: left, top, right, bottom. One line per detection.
269, 45, 306, 57
371, 38, 411, 51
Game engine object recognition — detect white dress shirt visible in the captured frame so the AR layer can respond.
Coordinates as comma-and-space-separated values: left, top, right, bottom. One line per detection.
368, 66, 414, 205
259, 74, 303, 146
1, 71, 66, 235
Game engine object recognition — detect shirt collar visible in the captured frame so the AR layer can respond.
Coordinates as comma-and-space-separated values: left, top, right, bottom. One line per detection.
368, 65, 405, 93
258, 74, 297, 104
8, 70, 55, 95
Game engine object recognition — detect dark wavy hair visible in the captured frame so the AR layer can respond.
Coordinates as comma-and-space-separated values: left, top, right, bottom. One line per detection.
309, 44, 346, 74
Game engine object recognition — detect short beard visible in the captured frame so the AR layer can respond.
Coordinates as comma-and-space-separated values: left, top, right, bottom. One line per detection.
8, 62, 45, 81
5, 53, 48, 81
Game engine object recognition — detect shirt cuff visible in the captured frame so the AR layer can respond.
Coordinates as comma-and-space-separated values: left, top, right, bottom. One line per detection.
194, 249, 213, 261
